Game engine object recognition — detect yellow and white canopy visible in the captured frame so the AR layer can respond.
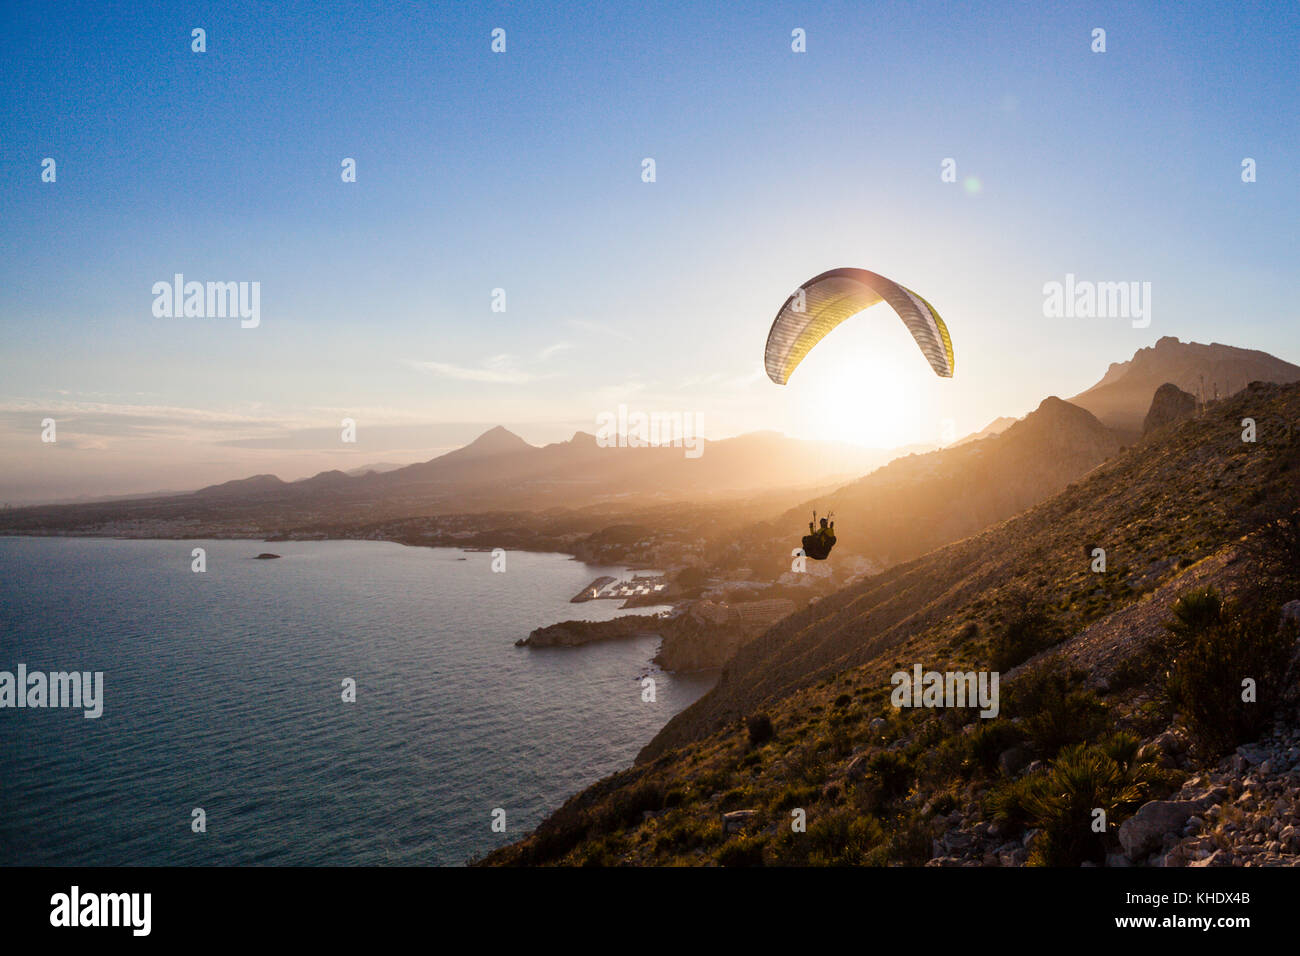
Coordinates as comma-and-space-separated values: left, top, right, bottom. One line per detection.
764, 268, 954, 384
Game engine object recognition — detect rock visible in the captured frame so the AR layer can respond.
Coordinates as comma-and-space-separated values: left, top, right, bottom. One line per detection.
1119, 797, 1218, 860
943, 829, 973, 851
254, 552, 281, 560
1189, 849, 1234, 867
999, 847, 1027, 867
1140, 730, 1188, 768
1236, 744, 1267, 767
1154, 729, 1187, 754
1281, 600, 1300, 627
721, 810, 756, 834
1142, 383, 1197, 435
1281, 825, 1300, 851
868, 717, 887, 732
521, 614, 662, 648
998, 746, 1030, 776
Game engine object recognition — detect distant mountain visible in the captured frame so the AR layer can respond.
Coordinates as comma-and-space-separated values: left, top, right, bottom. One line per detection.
952, 416, 1018, 447
441, 424, 534, 459
193, 474, 287, 498
0, 426, 921, 534
721, 396, 1120, 576
354, 427, 918, 510
344, 462, 406, 477
1069, 336, 1300, 435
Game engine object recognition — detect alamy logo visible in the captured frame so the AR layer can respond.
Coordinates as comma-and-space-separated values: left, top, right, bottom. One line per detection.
0, 665, 103, 718
152, 273, 261, 328
890, 664, 999, 718
50, 886, 150, 936
595, 404, 704, 459
1042, 273, 1151, 328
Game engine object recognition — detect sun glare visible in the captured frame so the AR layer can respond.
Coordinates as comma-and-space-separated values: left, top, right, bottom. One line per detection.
782, 305, 941, 449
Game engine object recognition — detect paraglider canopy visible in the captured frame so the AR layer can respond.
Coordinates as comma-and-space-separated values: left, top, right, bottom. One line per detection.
765, 268, 954, 384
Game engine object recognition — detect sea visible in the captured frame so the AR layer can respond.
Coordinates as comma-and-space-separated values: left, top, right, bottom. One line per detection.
0, 537, 715, 865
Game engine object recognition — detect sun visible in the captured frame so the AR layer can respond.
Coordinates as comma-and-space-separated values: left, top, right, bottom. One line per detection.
781, 305, 941, 449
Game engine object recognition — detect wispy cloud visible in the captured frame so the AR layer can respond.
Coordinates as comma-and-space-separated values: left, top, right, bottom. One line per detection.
407, 359, 536, 384
407, 343, 573, 385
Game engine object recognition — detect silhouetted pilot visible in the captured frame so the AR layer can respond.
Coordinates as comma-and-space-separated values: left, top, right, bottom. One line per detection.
801, 514, 836, 561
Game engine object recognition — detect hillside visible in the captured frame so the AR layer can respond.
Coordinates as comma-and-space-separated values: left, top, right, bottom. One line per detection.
716, 396, 1120, 579
952, 416, 1018, 446
1069, 336, 1300, 435
483, 381, 1300, 866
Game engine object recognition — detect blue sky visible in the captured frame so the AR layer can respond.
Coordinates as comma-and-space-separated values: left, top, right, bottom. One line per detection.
1, 0, 1297, 501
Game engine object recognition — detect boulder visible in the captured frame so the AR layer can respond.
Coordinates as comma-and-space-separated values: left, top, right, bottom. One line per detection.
1282, 600, 1300, 627
1142, 383, 1197, 435
721, 810, 756, 834
1189, 849, 1234, 867
1119, 796, 1219, 860
998, 746, 1031, 776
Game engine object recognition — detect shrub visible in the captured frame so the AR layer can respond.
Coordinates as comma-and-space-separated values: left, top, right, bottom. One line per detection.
1242, 496, 1300, 596
988, 733, 1164, 866
1166, 603, 1294, 756
600, 781, 664, 831
1006, 659, 1107, 757
967, 720, 1027, 773
789, 745, 830, 786
746, 713, 774, 747
878, 810, 932, 865
771, 783, 820, 812
806, 813, 885, 865
990, 594, 1059, 671
716, 834, 766, 867
1165, 587, 1223, 648
867, 751, 913, 800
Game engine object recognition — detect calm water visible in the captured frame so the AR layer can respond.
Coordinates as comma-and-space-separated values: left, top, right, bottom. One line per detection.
0, 537, 714, 865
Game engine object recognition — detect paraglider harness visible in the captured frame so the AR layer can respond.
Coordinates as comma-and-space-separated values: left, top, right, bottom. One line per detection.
801, 510, 836, 561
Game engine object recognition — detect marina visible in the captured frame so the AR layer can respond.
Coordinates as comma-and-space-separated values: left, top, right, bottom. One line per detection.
569, 573, 668, 603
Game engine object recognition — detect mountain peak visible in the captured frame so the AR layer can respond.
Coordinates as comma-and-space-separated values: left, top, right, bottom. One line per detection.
1069, 338, 1300, 434
460, 426, 532, 456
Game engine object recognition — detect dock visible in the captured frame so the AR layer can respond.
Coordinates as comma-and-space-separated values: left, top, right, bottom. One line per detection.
570, 576, 616, 602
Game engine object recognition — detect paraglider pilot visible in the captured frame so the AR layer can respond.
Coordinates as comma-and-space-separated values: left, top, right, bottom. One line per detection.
801, 511, 836, 561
